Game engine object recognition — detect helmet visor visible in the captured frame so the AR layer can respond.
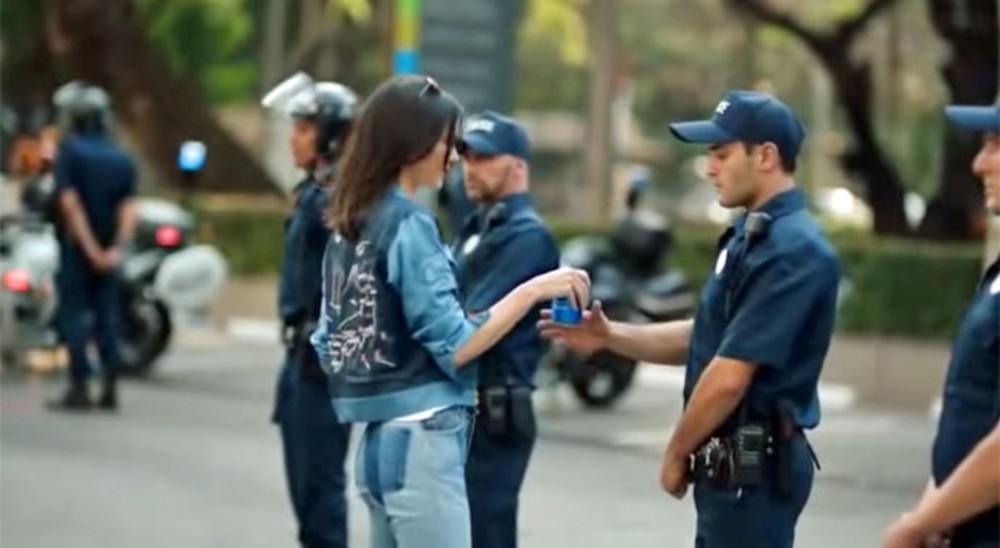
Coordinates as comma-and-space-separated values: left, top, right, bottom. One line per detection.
261, 72, 316, 118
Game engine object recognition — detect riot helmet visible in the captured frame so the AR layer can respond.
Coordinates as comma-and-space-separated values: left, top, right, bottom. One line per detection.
262, 72, 358, 163
53, 80, 111, 135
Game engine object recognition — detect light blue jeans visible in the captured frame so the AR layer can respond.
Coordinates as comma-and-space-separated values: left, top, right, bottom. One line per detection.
355, 406, 474, 548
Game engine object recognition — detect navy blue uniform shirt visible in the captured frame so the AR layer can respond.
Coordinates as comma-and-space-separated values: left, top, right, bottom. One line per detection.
930, 255, 999, 543
279, 178, 331, 326
684, 188, 840, 430
452, 193, 560, 388
53, 134, 136, 248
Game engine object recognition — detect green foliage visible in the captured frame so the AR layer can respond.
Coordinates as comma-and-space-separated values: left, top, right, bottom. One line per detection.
198, 209, 287, 275
135, 0, 257, 104
200, 206, 985, 340
545, 218, 982, 339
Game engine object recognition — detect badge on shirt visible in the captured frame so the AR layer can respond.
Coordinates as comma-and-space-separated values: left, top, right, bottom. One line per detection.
715, 248, 728, 276
990, 274, 1000, 295
462, 234, 481, 256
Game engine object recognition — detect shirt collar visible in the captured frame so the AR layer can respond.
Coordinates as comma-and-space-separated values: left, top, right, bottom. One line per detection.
468, 192, 533, 234
731, 187, 807, 235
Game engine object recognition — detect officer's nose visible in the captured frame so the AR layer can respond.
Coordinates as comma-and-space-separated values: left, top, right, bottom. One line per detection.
972, 141, 994, 178
447, 148, 461, 170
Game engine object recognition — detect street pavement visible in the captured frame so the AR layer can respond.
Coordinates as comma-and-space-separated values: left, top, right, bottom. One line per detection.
1, 330, 937, 548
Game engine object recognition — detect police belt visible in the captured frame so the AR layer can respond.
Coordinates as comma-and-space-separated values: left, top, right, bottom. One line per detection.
281, 321, 314, 350
281, 320, 325, 381
689, 403, 820, 497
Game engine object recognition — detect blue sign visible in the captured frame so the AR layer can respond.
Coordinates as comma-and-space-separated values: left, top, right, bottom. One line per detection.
418, 0, 522, 114
178, 140, 207, 172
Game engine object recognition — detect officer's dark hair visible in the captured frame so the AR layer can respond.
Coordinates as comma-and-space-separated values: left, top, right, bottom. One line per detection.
328, 75, 463, 240
742, 141, 796, 174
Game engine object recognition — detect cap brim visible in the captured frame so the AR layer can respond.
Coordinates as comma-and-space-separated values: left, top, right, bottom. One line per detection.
457, 133, 501, 156
668, 120, 737, 144
945, 105, 1000, 132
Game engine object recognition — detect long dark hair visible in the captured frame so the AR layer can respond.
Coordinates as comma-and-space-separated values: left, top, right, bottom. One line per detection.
328, 75, 463, 239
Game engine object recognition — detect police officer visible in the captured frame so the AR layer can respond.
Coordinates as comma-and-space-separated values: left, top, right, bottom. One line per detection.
541, 90, 839, 548
882, 103, 1000, 548
48, 81, 137, 412
262, 74, 357, 548
453, 111, 560, 548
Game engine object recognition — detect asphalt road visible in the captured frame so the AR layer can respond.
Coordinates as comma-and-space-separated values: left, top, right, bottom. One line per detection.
0, 333, 936, 548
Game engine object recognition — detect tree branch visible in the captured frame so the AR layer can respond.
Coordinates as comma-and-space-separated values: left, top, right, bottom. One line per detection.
836, 0, 903, 44
728, 0, 904, 60
725, 0, 829, 58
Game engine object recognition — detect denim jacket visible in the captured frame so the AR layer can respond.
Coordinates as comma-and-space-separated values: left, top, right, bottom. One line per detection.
311, 187, 486, 422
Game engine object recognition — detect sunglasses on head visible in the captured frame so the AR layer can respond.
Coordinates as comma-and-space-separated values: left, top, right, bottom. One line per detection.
418, 76, 441, 98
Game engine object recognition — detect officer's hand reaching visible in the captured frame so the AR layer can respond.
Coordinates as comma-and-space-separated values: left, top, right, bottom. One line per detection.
523, 267, 591, 310
537, 300, 610, 354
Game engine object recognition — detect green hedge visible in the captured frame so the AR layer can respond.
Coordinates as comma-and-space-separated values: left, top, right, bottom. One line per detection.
197, 210, 985, 339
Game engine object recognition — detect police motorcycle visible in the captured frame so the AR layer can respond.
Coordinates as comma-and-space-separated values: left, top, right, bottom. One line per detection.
0, 172, 61, 370
4, 140, 228, 375
116, 141, 228, 375
542, 176, 697, 408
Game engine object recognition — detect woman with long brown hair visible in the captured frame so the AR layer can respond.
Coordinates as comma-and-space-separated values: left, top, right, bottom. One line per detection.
310, 75, 589, 548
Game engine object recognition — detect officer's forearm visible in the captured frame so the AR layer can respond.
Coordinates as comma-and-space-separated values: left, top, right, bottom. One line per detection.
908, 423, 1000, 537
605, 319, 692, 366
114, 198, 138, 248
58, 190, 103, 260
665, 357, 755, 459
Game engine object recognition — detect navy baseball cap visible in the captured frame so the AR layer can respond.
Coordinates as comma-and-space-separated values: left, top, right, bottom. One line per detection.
457, 110, 530, 160
669, 90, 807, 162
945, 102, 1000, 132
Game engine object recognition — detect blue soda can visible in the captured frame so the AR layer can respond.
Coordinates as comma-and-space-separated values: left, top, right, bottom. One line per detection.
551, 296, 582, 325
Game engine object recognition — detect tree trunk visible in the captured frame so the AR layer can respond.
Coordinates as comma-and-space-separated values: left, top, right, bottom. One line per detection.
824, 52, 911, 235
1, 1, 60, 138
919, 0, 999, 240
727, 0, 912, 236
584, 0, 617, 222
45, 0, 278, 195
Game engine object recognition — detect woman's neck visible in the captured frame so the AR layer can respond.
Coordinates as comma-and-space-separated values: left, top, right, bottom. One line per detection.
398, 169, 419, 197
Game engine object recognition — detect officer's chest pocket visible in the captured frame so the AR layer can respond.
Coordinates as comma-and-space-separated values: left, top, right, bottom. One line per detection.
700, 255, 737, 322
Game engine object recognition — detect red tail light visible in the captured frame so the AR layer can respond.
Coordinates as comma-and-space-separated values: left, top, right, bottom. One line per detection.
3, 269, 31, 292
155, 225, 182, 247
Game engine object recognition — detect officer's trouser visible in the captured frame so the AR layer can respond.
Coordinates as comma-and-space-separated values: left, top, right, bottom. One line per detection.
693, 435, 814, 548
57, 251, 120, 385
274, 354, 351, 548
466, 392, 536, 548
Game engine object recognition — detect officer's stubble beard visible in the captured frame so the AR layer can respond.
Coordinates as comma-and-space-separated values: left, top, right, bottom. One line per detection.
721, 155, 758, 210
470, 162, 515, 205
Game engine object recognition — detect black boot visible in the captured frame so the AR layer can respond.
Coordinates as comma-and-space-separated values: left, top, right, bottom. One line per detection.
47, 382, 92, 412
97, 376, 118, 411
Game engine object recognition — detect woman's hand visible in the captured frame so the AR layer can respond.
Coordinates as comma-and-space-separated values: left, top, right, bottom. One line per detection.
524, 267, 590, 309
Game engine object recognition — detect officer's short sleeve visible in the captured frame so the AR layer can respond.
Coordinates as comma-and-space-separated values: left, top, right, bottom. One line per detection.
717, 251, 838, 369
387, 212, 486, 376
53, 141, 80, 193
122, 156, 138, 198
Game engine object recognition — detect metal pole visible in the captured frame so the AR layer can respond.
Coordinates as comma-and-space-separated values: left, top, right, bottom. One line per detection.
392, 0, 420, 75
